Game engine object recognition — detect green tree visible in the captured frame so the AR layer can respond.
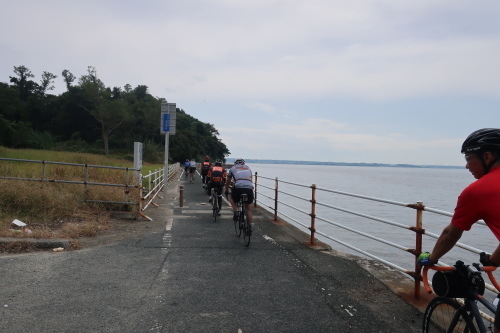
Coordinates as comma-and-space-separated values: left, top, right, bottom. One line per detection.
78, 66, 131, 155
39, 71, 57, 95
1, 65, 230, 162
9, 65, 38, 101
62, 69, 76, 91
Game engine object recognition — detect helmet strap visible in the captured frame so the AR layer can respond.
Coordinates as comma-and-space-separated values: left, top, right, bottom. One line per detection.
480, 152, 499, 174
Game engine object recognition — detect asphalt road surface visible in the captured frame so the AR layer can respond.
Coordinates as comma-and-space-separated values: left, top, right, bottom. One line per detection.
0, 173, 424, 332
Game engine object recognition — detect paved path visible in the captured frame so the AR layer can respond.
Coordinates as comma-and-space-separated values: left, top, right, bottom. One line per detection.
0, 171, 424, 332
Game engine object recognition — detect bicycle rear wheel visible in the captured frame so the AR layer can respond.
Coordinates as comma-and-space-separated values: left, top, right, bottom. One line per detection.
423, 297, 478, 333
243, 213, 251, 247
212, 200, 218, 222
234, 207, 242, 237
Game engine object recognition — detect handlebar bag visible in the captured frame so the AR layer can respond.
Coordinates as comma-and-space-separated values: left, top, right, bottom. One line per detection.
432, 268, 485, 298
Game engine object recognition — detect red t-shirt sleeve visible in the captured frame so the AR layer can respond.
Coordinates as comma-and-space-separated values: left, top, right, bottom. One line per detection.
451, 185, 482, 231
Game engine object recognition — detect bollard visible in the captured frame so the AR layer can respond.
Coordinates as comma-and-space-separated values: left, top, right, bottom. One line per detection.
179, 185, 184, 207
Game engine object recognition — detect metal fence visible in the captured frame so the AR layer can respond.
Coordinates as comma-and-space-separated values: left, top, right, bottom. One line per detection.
254, 172, 495, 301
0, 157, 180, 220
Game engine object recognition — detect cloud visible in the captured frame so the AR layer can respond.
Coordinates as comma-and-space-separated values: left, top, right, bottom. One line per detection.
221, 117, 461, 162
246, 103, 276, 114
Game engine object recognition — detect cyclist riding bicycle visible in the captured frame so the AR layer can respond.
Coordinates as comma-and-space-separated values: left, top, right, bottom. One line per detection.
207, 159, 227, 213
184, 159, 190, 178
224, 158, 254, 227
189, 158, 197, 182
417, 128, 500, 333
201, 156, 212, 187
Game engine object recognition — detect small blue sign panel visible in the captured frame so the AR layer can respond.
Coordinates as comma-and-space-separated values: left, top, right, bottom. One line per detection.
162, 113, 170, 132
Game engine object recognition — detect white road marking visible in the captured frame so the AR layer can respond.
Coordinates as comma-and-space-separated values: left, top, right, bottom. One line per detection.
166, 218, 173, 231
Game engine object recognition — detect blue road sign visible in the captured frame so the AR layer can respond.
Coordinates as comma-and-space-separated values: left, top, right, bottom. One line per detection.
162, 113, 170, 132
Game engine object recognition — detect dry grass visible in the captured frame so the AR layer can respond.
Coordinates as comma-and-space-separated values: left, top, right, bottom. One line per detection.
0, 147, 155, 251
0, 180, 122, 238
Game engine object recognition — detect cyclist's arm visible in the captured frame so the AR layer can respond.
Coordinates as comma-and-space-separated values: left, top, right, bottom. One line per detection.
489, 244, 500, 265
428, 223, 464, 263
224, 174, 232, 192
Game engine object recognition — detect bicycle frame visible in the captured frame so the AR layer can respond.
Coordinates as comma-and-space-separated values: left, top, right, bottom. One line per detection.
460, 291, 496, 331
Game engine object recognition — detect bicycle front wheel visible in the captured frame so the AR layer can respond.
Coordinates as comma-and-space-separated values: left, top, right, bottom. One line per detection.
423, 297, 478, 333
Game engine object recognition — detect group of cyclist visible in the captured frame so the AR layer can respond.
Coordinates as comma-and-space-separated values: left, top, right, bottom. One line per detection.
183, 158, 197, 182
180, 128, 500, 329
184, 155, 254, 227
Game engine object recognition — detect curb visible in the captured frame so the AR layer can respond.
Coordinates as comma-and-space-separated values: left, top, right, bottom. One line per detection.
0, 237, 71, 250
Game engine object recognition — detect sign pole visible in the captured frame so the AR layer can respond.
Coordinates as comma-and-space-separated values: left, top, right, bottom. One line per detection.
164, 132, 169, 198
160, 101, 176, 203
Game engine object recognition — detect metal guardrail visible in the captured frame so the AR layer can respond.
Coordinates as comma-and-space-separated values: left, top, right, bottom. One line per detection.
140, 164, 181, 219
0, 157, 181, 221
254, 172, 493, 300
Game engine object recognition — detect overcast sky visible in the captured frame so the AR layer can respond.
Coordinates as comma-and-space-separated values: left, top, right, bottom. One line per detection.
2, 0, 500, 166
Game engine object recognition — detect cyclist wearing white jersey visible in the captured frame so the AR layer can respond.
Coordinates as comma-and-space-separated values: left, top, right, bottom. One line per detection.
189, 158, 197, 182
224, 158, 254, 224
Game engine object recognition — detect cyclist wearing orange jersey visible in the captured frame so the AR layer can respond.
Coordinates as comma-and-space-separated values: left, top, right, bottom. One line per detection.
207, 159, 227, 214
201, 156, 211, 188
417, 128, 500, 332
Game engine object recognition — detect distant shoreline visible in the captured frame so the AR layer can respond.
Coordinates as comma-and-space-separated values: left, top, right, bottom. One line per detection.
225, 158, 462, 169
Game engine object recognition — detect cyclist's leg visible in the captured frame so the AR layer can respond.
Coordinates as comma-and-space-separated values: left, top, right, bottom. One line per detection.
245, 204, 253, 224
244, 189, 255, 224
230, 188, 240, 220
207, 183, 213, 201
216, 185, 223, 212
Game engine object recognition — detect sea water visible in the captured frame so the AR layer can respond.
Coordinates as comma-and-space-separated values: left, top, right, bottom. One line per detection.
249, 163, 498, 275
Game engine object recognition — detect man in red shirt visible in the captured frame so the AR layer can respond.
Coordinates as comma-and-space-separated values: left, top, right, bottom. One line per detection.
418, 128, 500, 332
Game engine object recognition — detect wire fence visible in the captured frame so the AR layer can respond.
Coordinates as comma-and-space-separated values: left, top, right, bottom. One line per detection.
254, 172, 494, 300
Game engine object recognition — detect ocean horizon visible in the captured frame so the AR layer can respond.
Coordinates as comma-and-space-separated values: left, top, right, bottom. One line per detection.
225, 157, 462, 169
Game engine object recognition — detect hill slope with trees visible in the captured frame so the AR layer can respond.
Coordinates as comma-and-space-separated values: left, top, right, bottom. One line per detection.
0, 65, 229, 163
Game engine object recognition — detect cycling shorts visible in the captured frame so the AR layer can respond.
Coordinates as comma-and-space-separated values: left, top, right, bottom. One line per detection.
207, 182, 224, 195
231, 187, 254, 204
189, 167, 196, 173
